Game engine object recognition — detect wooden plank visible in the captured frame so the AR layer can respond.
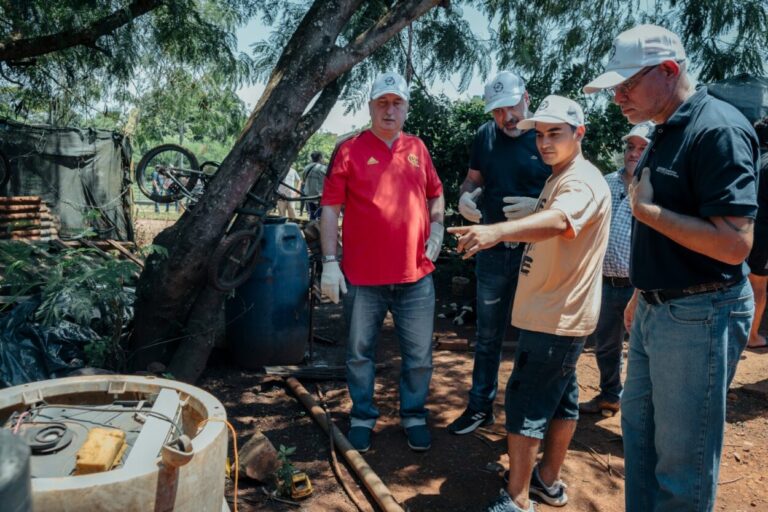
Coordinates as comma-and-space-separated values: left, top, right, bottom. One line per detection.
80, 238, 115, 260
0, 212, 52, 221
0, 196, 42, 204
0, 228, 57, 239
106, 239, 144, 268
0, 204, 42, 213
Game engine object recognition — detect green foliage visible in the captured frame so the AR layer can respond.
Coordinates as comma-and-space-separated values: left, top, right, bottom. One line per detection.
132, 69, 248, 154
251, 1, 491, 112
582, 102, 629, 173
138, 243, 170, 260
0, 0, 258, 126
275, 444, 297, 498
0, 242, 138, 370
474, 0, 767, 97
296, 131, 338, 170
403, 87, 488, 215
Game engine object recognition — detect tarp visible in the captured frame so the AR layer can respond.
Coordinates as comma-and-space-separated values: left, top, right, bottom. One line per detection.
0, 119, 134, 241
707, 73, 768, 124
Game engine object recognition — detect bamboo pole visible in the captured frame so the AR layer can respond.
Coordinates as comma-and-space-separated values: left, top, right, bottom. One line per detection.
284, 377, 404, 512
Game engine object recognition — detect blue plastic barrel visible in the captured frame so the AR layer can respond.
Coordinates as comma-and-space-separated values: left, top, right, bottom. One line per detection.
226, 220, 310, 368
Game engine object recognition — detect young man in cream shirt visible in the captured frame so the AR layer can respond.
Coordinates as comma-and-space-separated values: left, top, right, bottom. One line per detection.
450, 95, 611, 512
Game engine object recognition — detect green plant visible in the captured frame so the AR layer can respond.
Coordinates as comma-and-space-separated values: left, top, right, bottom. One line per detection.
0, 242, 138, 370
275, 444, 297, 498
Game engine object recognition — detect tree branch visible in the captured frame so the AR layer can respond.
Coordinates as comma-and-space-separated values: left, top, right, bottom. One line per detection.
0, 0, 163, 63
325, 0, 443, 79
297, 75, 347, 135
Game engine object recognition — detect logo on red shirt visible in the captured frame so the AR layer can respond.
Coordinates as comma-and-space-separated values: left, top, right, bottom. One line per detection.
407, 154, 419, 167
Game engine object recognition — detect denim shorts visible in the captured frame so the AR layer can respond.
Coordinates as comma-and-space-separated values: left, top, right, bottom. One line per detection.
504, 329, 585, 439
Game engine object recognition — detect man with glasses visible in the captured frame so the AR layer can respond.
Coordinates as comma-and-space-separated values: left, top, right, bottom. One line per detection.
584, 25, 759, 511
579, 121, 653, 417
449, 71, 550, 435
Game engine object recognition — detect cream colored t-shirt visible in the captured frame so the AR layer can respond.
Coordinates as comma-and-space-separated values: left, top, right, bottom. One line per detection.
511, 154, 611, 337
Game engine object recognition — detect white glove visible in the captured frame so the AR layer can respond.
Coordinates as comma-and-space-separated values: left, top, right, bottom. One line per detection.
502, 196, 537, 220
425, 221, 444, 262
321, 261, 347, 304
459, 188, 483, 223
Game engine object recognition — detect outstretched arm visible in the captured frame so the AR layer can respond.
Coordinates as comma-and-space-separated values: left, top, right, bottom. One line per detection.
448, 209, 568, 259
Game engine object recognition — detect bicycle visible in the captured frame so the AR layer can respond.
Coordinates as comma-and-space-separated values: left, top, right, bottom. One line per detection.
134, 143, 320, 291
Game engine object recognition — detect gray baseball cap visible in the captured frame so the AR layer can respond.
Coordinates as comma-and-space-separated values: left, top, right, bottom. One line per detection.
622, 121, 655, 143
584, 25, 686, 94
517, 95, 585, 130
370, 72, 410, 101
483, 71, 526, 113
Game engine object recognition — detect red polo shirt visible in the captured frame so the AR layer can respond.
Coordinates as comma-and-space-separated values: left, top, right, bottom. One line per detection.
321, 130, 443, 285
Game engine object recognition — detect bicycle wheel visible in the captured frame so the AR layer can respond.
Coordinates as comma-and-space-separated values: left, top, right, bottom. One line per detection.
0, 151, 9, 189
199, 160, 220, 178
208, 226, 264, 291
135, 144, 199, 203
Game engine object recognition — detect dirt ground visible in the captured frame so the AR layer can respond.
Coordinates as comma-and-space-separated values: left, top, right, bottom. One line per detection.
192, 268, 768, 512
133, 217, 768, 511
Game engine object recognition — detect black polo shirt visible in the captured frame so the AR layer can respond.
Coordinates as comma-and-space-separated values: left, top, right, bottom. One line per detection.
469, 122, 551, 227
630, 87, 760, 290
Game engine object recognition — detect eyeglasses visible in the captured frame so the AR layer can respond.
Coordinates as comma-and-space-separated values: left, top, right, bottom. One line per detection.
607, 65, 658, 96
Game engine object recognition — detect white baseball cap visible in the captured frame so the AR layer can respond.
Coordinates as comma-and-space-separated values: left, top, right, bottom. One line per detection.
622, 121, 655, 143
583, 25, 686, 94
517, 95, 585, 130
370, 72, 410, 101
483, 71, 526, 113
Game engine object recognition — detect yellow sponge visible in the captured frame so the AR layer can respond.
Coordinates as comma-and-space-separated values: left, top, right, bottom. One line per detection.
75, 428, 127, 475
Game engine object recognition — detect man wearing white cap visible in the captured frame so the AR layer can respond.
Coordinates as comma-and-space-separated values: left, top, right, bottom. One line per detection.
450, 95, 610, 512
319, 72, 445, 453
579, 121, 653, 416
449, 71, 550, 435
584, 25, 759, 511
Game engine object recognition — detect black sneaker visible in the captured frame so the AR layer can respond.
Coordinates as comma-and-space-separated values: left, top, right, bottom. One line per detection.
447, 407, 494, 435
529, 465, 568, 506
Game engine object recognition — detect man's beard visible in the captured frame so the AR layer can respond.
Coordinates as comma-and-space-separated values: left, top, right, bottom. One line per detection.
501, 106, 530, 138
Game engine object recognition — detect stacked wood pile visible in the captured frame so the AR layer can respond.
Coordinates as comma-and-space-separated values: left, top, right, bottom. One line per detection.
0, 196, 58, 241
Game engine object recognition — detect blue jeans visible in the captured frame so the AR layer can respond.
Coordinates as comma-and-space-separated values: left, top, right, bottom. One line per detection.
587, 281, 634, 402
622, 278, 753, 512
343, 274, 435, 429
308, 202, 321, 220
469, 247, 522, 413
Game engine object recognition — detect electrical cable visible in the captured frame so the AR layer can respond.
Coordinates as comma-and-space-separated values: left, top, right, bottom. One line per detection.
317, 386, 369, 512
198, 418, 239, 512
29, 403, 183, 437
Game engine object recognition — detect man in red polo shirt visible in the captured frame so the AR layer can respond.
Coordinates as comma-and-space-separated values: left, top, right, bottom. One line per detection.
319, 71, 445, 452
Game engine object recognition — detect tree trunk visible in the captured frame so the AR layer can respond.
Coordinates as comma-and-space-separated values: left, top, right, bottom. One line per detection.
129, 0, 444, 378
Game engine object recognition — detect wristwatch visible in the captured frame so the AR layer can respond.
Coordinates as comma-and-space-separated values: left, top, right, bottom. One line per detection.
321, 255, 340, 263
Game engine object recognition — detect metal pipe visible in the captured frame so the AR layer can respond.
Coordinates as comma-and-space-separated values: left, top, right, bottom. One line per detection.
284, 377, 404, 512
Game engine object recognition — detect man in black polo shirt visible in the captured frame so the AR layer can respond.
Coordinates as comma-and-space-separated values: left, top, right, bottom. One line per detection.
584, 25, 759, 512
449, 70, 550, 435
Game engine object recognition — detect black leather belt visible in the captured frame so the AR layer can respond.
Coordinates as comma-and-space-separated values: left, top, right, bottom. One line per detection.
604, 276, 632, 287
640, 280, 738, 306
